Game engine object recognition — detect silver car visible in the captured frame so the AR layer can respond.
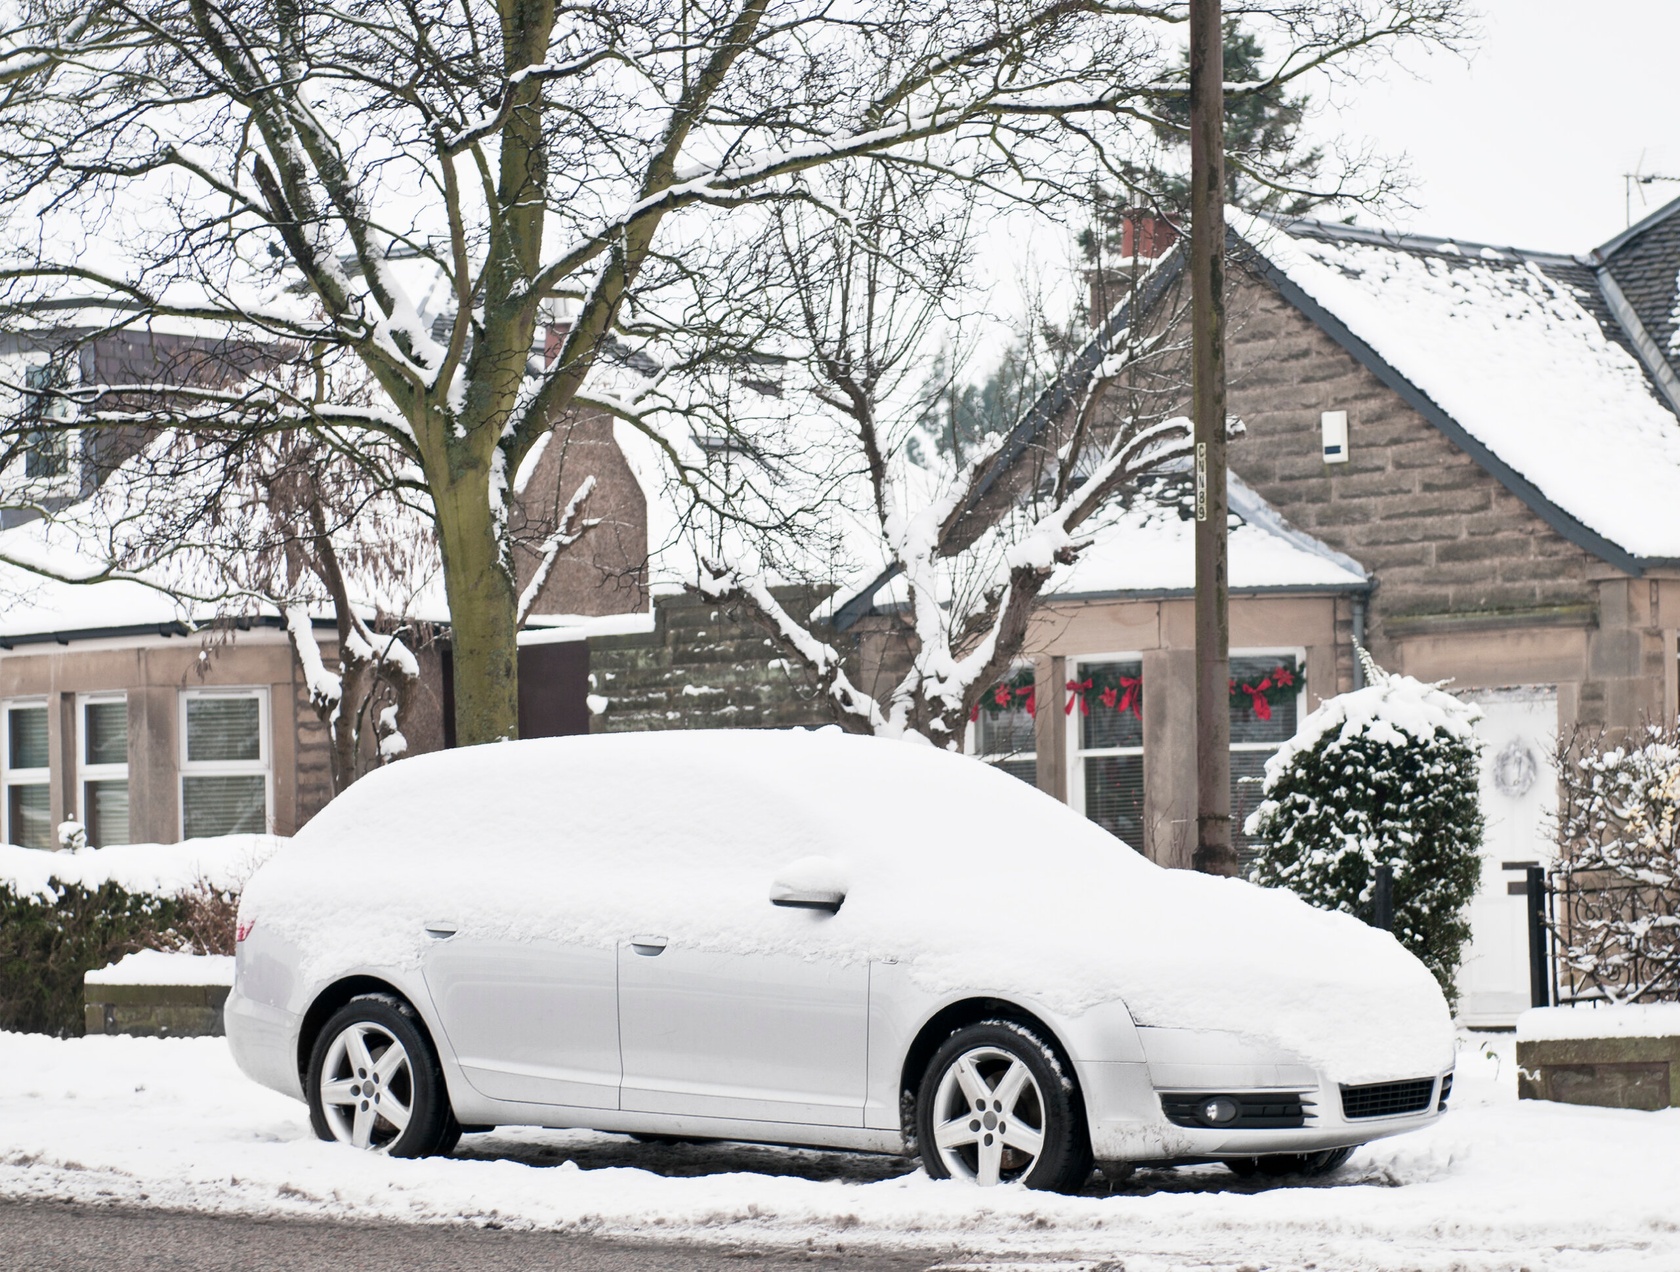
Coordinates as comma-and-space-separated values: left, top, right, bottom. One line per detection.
226, 729, 1454, 1191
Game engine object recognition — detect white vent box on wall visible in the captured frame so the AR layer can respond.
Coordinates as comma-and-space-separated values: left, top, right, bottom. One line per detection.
1321, 410, 1349, 464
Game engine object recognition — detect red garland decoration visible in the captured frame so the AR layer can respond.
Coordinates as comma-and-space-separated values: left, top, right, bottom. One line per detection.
1228, 664, 1299, 722
977, 664, 1298, 723
972, 669, 1037, 722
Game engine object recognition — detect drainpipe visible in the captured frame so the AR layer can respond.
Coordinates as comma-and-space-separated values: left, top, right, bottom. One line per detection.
1351, 593, 1368, 691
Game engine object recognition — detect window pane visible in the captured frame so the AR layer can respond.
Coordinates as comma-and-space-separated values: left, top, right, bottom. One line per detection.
8, 706, 48, 771
1084, 754, 1145, 849
24, 431, 70, 479
187, 696, 261, 763
183, 775, 267, 837
7, 783, 51, 850
1231, 749, 1275, 871
976, 704, 1035, 758
84, 700, 127, 767
84, 780, 130, 848
1078, 661, 1144, 751
989, 757, 1037, 787
1229, 656, 1299, 745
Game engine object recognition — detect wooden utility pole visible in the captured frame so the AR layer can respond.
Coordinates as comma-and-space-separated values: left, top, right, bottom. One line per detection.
1190, 0, 1235, 876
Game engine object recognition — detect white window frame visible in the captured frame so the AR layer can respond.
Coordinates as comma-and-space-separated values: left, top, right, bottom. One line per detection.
965, 663, 1038, 782
1065, 652, 1146, 825
1229, 646, 1309, 856
3, 356, 81, 497
77, 691, 129, 847
2, 697, 52, 849
179, 687, 273, 838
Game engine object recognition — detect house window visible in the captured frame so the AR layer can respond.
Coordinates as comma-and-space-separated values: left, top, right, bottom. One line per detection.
20, 362, 74, 481
3, 700, 52, 851
969, 668, 1037, 786
79, 694, 129, 848
1070, 657, 1145, 848
180, 689, 270, 838
1230, 651, 1305, 867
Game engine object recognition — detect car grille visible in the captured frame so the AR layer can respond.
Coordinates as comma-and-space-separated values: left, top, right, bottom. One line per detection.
1160, 1092, 1308, 1130
1339, 1077, 1436, 1120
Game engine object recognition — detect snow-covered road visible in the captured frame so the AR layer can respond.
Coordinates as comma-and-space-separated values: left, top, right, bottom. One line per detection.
0, 1030, 1674, 1271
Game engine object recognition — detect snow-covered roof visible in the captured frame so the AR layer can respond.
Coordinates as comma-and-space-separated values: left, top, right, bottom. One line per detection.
1045, 467, 1368, 599
1234, 209, 1680, 568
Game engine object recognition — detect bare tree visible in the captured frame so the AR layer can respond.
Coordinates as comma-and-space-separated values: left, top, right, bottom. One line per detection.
0, 0, 1468, 745
695, 169, 1197, 744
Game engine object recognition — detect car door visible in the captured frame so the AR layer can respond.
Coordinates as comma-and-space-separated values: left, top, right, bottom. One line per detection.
422, 924, 620, 1109
616, 931, 870, 1126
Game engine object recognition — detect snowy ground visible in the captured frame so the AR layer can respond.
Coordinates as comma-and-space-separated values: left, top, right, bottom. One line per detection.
0, 1030, 1675, 1271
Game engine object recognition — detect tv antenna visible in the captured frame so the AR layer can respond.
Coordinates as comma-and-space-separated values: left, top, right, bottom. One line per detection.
1624, 153, 1680, 226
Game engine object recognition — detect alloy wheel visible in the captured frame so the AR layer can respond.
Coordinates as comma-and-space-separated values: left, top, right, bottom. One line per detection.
317, 1021, 415, 1152
928, 1044, 1047, 1185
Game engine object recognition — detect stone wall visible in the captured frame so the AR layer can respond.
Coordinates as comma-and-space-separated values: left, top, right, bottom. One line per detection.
589, 590, 829, 733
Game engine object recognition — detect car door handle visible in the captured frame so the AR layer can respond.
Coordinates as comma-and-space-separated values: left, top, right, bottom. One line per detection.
424, 921, 458, 939
630, 935, 668, 956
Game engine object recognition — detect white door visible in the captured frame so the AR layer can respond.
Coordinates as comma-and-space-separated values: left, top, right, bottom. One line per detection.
1455, 686, 1558, 1027
617, 936, 869, 1126
422, 934, 620, 1108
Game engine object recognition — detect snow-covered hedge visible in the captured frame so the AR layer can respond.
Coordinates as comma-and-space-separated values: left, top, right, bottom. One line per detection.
0, 836, 279, 1036
1553, 726, 1680, 1003
1245, 668, 1484, 1000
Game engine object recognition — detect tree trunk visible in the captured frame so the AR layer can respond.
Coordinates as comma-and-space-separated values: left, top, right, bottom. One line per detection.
434, 468, 521, 745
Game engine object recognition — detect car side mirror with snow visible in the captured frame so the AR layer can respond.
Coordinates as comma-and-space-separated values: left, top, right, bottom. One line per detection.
769, 855, 847, 914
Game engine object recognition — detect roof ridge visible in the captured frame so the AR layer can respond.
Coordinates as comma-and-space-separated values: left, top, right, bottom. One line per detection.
1591, 191, 1680, 263
1247, 209, 1581, 267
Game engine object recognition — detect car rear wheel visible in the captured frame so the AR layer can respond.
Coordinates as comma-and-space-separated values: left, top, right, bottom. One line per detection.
916, 1020, 1091, 1192
307, 993, 454, 1157
1223, 1146, 1354, 1179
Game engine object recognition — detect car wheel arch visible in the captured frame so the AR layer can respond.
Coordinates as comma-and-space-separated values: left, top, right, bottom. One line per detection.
296, 976, 444, 1091
897, 998, 1084, 1138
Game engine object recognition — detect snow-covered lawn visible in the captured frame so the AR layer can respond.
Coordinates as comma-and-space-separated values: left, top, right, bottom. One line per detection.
0, 1030, 1674, 1270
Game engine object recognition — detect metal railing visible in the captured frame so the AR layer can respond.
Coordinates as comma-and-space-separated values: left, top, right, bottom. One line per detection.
1528, 867, 1680, 1008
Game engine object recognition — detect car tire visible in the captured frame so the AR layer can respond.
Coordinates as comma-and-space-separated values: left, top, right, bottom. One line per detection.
915, 1019, 1091, 1193
306, 993, 454, 1157
1223, 1146, 1354, 1179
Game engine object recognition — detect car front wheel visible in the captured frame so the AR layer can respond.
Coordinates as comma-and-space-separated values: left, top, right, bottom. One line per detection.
916, 1019, 1091, 1192
307, 993, 454, 1157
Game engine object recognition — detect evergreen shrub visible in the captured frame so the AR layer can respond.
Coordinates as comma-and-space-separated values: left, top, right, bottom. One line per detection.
0, 878, 237, 1037
1246, 666, 1485, 1001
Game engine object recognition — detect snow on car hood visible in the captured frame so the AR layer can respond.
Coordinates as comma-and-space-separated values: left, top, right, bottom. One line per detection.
244, 729, 1452, 1084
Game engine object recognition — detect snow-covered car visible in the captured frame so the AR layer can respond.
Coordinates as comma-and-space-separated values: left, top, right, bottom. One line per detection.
226, 729, 1455, 1191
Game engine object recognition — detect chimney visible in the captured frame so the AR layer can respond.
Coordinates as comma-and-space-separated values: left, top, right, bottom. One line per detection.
1089, 211, 1181, 323
1121, 210, 1179, 260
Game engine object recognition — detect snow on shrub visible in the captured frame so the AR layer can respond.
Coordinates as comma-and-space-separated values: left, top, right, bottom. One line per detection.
0, 836, 279, 1035
1245, 660, 1484, 1000
1552, 725, 1680, 1003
